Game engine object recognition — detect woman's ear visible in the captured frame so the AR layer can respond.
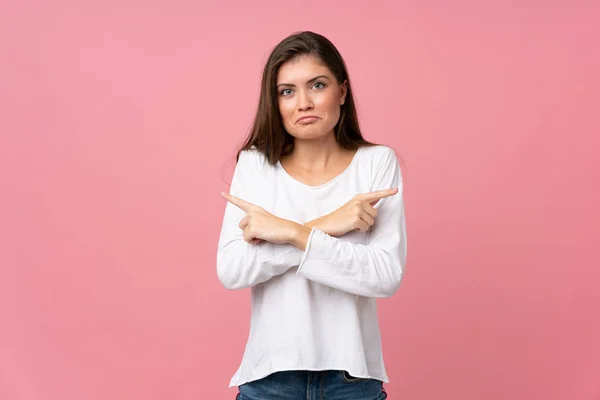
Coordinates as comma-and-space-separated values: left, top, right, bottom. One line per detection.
341, 80, 348, 105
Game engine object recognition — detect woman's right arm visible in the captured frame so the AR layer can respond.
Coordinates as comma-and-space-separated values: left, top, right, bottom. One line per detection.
216, 150, 304, 290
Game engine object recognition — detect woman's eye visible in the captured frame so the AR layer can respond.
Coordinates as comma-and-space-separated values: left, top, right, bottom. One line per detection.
280, 88, 293, 96
313, 82, 325, 89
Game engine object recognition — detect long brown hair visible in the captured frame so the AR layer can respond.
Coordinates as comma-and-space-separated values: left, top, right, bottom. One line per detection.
236, 31, 377, 165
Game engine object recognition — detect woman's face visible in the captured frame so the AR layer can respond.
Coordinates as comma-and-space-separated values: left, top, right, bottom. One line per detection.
276, 55, 347, 141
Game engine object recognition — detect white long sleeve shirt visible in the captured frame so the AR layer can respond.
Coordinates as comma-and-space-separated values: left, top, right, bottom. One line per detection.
216, 144, 407, 387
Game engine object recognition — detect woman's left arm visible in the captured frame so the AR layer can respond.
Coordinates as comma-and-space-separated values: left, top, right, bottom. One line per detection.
291, 148, 407, 298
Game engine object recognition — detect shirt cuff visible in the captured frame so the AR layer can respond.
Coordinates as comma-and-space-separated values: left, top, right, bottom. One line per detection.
297, 227, 333, 275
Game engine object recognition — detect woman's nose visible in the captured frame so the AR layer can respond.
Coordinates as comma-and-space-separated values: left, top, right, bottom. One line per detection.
296, 91, 314, 111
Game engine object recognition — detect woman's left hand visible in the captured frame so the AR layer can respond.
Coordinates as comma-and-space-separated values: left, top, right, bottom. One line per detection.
221, 192, 298, 245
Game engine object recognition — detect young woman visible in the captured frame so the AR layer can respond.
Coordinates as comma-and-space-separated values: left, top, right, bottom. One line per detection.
217, 31, 407, 400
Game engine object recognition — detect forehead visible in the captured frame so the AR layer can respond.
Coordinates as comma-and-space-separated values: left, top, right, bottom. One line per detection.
277, 55, 332, 83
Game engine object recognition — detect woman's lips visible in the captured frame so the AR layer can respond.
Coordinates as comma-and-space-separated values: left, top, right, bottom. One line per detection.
296, 116, 319, 125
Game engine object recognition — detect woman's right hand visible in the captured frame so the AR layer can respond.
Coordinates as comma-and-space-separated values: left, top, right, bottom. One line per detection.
306, 188, 398, 237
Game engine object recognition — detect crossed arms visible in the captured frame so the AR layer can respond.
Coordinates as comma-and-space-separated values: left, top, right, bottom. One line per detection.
216, 149, 407, 298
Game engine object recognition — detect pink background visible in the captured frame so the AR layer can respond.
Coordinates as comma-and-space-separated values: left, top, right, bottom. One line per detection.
2, 1, 599, 399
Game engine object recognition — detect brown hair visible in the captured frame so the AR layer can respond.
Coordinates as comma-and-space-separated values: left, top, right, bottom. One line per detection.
236, 31, 377, 165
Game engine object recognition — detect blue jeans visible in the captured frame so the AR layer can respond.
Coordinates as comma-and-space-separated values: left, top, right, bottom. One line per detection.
236, 370, 387, 400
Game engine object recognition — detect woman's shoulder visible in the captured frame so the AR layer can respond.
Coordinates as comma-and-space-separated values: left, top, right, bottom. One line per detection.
236, 146, 273, 176
238, 145, 265, 163
358, 144, 399, 169
359, 143, 396, 157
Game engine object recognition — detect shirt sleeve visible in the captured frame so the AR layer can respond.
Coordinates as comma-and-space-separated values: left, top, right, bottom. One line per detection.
216, 149, 304, 290
296, 147, 407, 298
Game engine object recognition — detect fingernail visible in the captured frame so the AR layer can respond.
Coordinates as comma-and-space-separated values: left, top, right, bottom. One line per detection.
220, 192, 225, 197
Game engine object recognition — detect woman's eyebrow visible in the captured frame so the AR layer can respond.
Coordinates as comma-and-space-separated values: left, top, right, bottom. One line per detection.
277, 75, 330, 88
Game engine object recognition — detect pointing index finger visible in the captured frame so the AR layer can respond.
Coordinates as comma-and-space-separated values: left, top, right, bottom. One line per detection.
359, 188, 399, 205
221, 192, 254, 212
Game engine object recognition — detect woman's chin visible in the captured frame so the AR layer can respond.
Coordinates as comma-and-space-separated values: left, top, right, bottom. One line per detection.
287, 129, 334, 141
